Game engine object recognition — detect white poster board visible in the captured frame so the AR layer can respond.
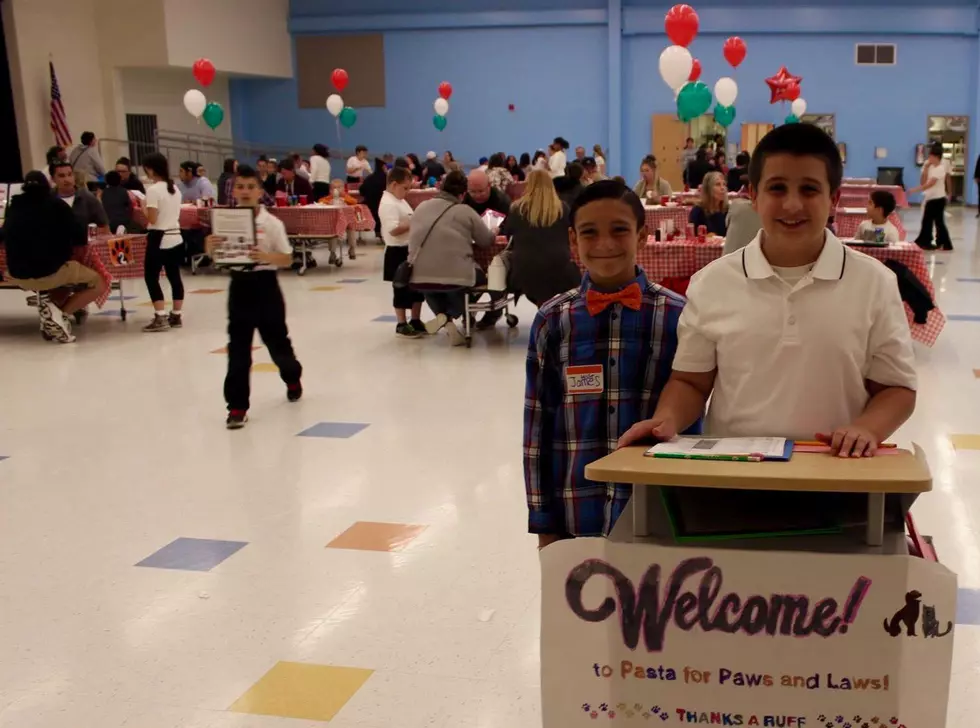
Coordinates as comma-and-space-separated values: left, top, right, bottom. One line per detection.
541, 538, 956, 728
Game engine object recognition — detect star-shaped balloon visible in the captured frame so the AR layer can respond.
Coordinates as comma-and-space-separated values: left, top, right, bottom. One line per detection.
765, 65, 803, 104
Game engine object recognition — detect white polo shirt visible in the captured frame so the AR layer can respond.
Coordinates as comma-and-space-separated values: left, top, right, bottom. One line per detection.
672, 231, 917, 440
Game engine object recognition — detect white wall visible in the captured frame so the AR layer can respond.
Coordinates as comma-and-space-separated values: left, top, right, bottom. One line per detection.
119, 68, 233, 139
163, 0, 292, 78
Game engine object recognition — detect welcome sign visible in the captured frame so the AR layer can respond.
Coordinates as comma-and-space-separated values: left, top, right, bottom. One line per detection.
541, 539, 956, 727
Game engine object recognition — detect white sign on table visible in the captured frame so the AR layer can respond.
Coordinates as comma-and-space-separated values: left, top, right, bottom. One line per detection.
541, 538, 956, 728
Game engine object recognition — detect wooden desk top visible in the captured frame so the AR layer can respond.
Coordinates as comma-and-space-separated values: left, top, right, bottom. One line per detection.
585, 446, 931, 494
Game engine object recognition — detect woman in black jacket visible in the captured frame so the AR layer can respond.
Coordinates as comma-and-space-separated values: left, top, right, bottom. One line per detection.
500, 169, 580, 307
358, 158, 389, 238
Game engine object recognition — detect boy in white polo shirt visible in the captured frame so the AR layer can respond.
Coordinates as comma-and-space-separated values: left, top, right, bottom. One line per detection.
620, 123, 916, 459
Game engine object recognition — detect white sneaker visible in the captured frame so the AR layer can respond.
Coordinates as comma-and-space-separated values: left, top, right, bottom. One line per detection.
446, 320, 466, 347
39, 301, 74, 343
425, 313, 448, 334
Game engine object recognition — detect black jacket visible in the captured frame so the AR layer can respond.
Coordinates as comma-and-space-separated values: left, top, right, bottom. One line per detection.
101, 186, 133, 232
727, 166, 747, 192
553, 177, 584, 208
501, 202, 580, 306
275, 175, 313, 198
122, 175, 145, 194
883, 260, 935, 325
421, 160, 446, 181
2, 192, 86, 279
464, 187, 511, 216
687, 159, 714, 189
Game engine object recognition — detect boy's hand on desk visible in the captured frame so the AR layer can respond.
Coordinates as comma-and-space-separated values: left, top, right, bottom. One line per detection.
816, 427, 879, 458
617, 414, 677, 449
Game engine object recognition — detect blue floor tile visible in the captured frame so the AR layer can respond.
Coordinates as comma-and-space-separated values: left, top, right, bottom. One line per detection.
957, 588, 980, 625
0, 456, 7, 462
948, 315, 980, 322
297, 422, 370, 439
136, 537, 248, 571
373, 315, 398, 323
94, 309, 136, 317
956, 278, 980, 283
339, 279, 367, 284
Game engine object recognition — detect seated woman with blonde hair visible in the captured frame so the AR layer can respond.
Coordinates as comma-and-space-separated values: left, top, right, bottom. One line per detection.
500, 169, 581, 307
688, 170, 729, 236
633, 155, 672, 202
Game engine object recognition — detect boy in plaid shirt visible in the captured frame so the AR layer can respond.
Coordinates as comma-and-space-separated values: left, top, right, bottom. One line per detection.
524, 180, 689, 548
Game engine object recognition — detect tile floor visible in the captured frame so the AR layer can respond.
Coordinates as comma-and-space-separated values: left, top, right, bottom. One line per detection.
1, 212, 980, 726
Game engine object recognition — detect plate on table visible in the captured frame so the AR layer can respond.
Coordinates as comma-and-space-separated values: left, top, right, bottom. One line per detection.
842, 237, 889, 248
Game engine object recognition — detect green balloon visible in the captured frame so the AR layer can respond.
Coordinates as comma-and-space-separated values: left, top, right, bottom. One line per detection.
433, 114, 447, 131
339, 106, 357, 128
676, 82, 712, 123
202, 102, 224, 130
713, 104, 736, 128
784, 114, 800, 125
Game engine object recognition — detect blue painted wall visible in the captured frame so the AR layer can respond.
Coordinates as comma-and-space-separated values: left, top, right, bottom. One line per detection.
624, 33, 977, 185
231, 26, 608, 167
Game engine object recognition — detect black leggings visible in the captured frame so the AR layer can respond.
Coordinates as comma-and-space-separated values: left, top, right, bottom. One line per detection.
144, 230, 185, 303
915, 197, 952, 249
312, 181, 331, 201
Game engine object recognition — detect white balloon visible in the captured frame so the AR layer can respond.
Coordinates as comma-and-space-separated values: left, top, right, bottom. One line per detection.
183, 89, 206, 118
658, 45, 693, 91
326, 94, 344, 117
791, 98, 807, 118
434, 98, 449, 116
714, 77, 738, 108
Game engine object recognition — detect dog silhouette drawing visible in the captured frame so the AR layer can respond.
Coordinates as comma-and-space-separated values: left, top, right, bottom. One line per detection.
884, 590, 922, 637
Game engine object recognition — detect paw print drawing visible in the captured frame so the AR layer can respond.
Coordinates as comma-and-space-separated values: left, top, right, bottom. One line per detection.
862, 723, 870, 728
617, 704, 627, 711
890, 720, 898, 726
609, 711, 616, 719
626, 711, 635, 719
643, 712, 652, 720
651, 706, 661, 715
825, 722, 835, 728
582, 704, 591, 713
660, 713, 669, 722
818, 717, 826, 723
591, 711, 599, 719
854, 718, 862, 724
845, 723, 852, 728
836, 718, 845, 724
871, 719, 879, 725
634, 703, 644, 712
600, 703, 609, 713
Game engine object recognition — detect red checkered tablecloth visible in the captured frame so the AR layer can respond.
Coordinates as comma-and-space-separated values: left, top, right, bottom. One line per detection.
644, 206, 691, 234
0, 234, 147, 309
835, 209, 907, 240
859, 243, 944, 347
840, 184, 908, 208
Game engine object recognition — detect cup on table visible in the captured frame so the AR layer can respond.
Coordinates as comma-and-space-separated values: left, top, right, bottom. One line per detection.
275, 197, 287, 207
660, 195, 669, 206
298, 195, 307, 205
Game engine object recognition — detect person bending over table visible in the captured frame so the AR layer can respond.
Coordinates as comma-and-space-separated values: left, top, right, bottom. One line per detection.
501, 169, 580, 307
688, 171, 729, 236
2, 171, 107, 343
50, 161, 108, 233
176, 161, 215, 203
101, 171, 134, 233
410, 171, 496, 347
274, 158, 313, 198
525, 180, 688, 547
633, 155, 672, 201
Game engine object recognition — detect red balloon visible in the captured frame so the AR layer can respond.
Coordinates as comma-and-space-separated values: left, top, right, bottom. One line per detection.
688, 59, 701, 82
765, 66, 803, 104
331, 68, 349, 92
784, 82, 801, 102
664, 4, 699, 48
438, 81, 453, 100
192, 58, 215, 87
723, 37, 747, 68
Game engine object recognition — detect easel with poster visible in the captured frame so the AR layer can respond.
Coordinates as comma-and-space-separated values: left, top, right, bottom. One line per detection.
540, 448, 957, 728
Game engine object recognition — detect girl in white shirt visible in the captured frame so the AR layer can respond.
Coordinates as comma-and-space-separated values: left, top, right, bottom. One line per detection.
593, 144, 607, 177
310, 144, 332, 201
909, 143, 953, 250
140, 152, 185, 332
548, 137, 569, 178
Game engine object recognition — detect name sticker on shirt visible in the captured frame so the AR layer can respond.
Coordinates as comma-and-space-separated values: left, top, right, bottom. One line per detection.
566, 365, 604, 395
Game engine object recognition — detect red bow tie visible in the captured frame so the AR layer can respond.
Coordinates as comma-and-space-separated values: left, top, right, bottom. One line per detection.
585, 282, 643, 316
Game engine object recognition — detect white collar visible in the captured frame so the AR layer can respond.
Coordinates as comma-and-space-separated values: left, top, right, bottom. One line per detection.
742, 230, 846, 281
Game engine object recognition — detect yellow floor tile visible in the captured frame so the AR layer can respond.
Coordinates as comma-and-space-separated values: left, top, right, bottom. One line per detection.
310, 286, 342, 292
974, 370, 980, 379
211, 346, 261, 354
950, 434, 980, 450
251, 363, 279, 373
229, 661, 373, 721
137, 301, 160, 308
326, 521, 427, 552
190, 288, 224, 294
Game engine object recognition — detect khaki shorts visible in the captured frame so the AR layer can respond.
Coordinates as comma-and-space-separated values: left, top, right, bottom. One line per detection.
7, 261, 100, 291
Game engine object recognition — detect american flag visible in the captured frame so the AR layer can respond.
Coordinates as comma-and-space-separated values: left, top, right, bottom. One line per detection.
49, 61, 71, 148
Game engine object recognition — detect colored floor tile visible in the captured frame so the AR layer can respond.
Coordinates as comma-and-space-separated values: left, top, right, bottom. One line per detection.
297, 422, 370, 439
957, 278, 980, 283
948, 315, 980, 322
326, 521, 427, 552
190, 288, 224, 294
338, 278, 367, 283
372, 314, 398, 322
211, 345, 261, 354
94, 309, 136, 317
0, 456, 7, 462
135, 537, 247, 571
950, 434, 980, 451
229, 662, 373, 721
251, 363, 279, 373
310, 285, 342, 292
973, 370, 980, 378
956, 588, 980, 625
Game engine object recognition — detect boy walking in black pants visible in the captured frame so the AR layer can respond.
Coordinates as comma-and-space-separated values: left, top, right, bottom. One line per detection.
207, 165, 302, 429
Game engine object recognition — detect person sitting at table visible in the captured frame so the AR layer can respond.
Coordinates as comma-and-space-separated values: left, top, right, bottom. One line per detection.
713, 150, 728, 175
289, 152, 311, 181
525, 180, 689, 546
581, 157, 604, 185
115, 157, 145, 193
554, 162, 586, 208
409, 170, 496, 346
420, 151, 446, 185
217, 158, 237, 206
177, 161, 216, 203
633, 155, 672, 201
727, 151, 750, 192
723, 197, 762, 255
43, 145, 67, 181
2, 171, 107, 343
620, 122, 916, 463
50, 162, 109, 233
855, 190, 900, 244
101, 171, 134, 233
686, 147, 714, 189
487, 153, 515, 194
464, 169, 511, 216
500, 169, 580, 307
346, 145, 372, 183
275, 158, 313, 199
505, 155, 524, 183
688, 171, 729, 236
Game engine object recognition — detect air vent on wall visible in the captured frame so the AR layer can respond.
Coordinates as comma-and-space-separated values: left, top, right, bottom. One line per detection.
855, 43, 896, 65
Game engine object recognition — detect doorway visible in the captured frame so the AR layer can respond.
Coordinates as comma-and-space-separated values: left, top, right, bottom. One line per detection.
927, 115, 968, 203
651, 113, 689, 191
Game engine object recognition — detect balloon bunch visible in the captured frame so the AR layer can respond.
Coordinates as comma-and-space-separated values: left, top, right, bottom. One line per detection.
326, 69, 357, 128
764, 66, 806, 124
659, 5, 711, 122
712, 37, 746, 128
183, 58, 224, 130
433, 82, 453, 131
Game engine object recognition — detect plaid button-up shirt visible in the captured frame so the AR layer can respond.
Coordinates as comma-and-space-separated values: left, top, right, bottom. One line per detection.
523, 270, 687, 537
